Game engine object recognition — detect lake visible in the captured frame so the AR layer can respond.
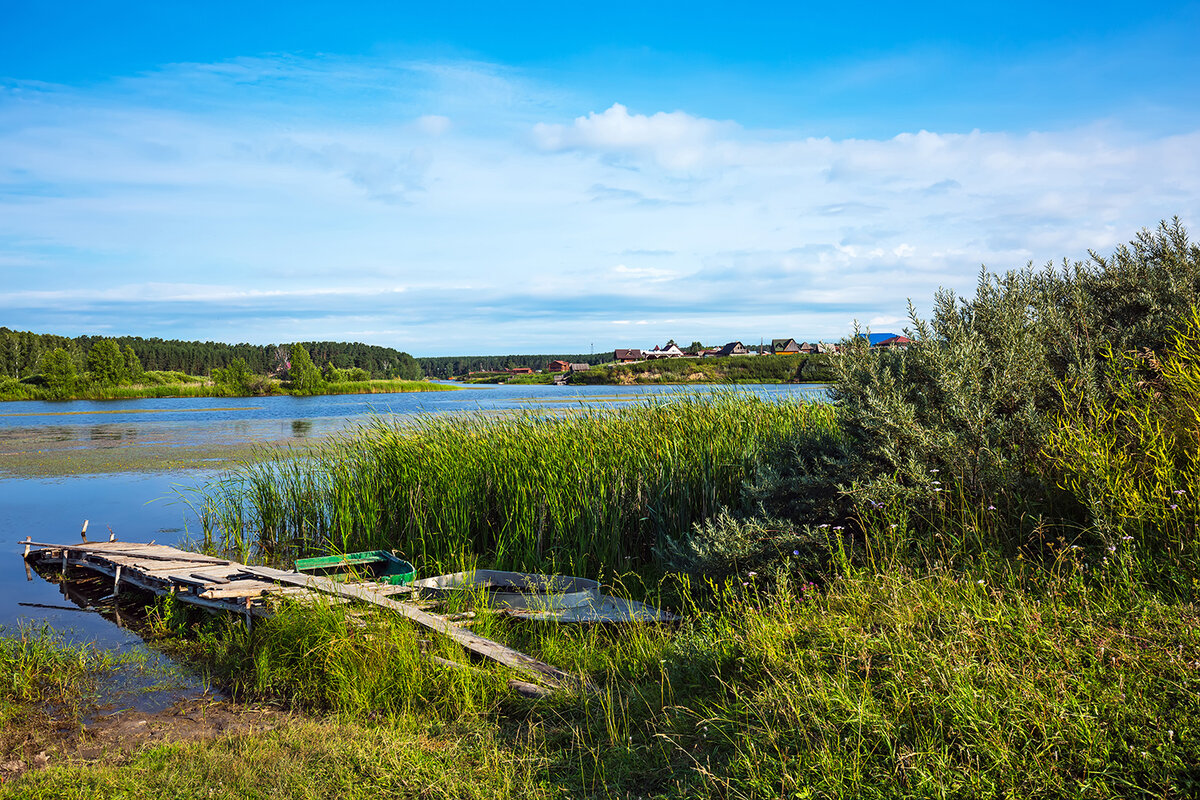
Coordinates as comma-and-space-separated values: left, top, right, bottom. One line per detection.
0, 382, 828, 707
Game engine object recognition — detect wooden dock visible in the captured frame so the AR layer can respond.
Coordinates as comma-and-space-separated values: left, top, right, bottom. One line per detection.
21, 535, 583, 695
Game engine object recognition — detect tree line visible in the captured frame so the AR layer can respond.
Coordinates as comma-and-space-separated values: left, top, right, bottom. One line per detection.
0, 329, 421, 381
417, 352, 614, 379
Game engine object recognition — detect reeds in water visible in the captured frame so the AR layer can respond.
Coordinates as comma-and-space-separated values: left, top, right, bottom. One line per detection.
196, 392, 835, 576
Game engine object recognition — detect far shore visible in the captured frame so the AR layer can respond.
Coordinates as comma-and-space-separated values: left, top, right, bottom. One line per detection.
0, 377, 462, 403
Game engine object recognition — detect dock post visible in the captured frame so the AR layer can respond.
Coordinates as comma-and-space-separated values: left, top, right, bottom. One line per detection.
81, 520, 89, 542
22, 536, 31, 559
243, 596, 253, 632
113, 565, 122, 598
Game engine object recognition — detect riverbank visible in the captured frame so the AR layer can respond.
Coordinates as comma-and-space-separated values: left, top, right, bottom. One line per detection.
452, 354, 834, 386
568, 353, 834, 385
0, 377, 460, 403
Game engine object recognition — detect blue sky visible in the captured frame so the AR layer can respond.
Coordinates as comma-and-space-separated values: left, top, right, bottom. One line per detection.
2, 1, 1199, 355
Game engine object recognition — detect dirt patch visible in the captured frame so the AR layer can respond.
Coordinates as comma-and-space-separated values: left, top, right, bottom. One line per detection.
0, 696, 288, 784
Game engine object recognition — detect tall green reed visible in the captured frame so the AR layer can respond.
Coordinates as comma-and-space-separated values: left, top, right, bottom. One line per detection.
196, 392, 835, 577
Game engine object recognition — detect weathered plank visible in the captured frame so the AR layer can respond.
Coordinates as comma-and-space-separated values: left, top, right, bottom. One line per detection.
241, 566, 587, 692
28, 542, 230, 566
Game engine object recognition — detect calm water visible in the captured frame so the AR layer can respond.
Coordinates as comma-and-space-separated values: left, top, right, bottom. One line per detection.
0, 382, 828, 706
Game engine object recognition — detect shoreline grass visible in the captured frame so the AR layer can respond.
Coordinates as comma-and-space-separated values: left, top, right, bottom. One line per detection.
0, 377, 461, 403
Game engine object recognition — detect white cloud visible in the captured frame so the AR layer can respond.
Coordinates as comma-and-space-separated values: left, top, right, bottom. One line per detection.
1, 57, 1198, 353
532, 103, 733, 169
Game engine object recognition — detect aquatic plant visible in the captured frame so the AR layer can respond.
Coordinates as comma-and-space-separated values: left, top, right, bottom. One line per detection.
195, 392, 835, 576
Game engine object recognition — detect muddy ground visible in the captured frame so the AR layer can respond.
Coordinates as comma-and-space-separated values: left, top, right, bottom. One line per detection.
0, 696, 289, 784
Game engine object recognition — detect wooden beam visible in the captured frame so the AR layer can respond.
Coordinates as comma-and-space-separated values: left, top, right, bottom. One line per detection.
241, 565, 587, 693
22, 542, 230, 565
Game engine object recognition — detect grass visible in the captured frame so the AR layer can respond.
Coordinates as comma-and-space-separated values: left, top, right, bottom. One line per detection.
6, 561, 1198, 799
193, 392, 836, 573
0, 376, 460, 402
0, 624, 109, 717
571, 354, 834, 385
459, 371, 556, 384
0, 624, 117, 771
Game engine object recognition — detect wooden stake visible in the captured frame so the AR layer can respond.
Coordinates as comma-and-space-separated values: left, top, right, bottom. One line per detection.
80, 520, 89, 542
22, 536, 31, 559
113, 565, 122, 598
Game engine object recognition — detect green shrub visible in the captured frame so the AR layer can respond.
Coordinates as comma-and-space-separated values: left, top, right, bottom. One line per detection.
1046, 308, 1200, 590
0, 376, 34, 400
286, 344, 324, 394
38, 347, 78, 398
806, 220, 1200, 556
660, 510, 831, 581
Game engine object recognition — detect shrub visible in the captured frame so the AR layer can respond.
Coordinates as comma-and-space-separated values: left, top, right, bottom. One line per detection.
213, 358, 258, 395
811, 220, 1200, 554
38, 347, 78, 398
659, 510, 830, 581
287, 344, 323, 394
86, 339, 127, 385
1046, 308, 1200, 589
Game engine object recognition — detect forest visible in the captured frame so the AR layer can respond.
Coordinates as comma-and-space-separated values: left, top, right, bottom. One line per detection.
0, 331, 422, 381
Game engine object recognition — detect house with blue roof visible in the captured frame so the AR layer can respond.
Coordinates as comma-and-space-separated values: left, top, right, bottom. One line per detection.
857, 332, 899, 346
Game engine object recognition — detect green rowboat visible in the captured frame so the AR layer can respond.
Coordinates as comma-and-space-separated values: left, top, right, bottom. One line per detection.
294, 550, 415, 586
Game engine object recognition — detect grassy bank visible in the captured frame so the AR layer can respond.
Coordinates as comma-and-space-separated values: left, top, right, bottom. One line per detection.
571, 353, 834, 385
0, 625, 115, 776
458, 371, 556, 384
0, 625, 109, 719
0, 376, 460, 402
6, 562, 1198, 798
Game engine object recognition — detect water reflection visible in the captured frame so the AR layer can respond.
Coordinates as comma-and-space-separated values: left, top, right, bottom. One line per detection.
290, 419, 313, 437
89, 424, 139, 442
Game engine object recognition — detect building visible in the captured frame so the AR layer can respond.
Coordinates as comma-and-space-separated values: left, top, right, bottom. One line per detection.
771, 338, 800, 354
568, 363, 590, 372
856, 332, 901, 347
717, 341, 751, 357
614, 349, 643, 363
875, 335, 912, 349
508, 366, 535, 374
645, 344, 685, 359
547, 360, 571, 372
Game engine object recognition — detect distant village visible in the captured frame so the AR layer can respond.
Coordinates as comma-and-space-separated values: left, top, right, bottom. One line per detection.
494, 333, 911, 376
